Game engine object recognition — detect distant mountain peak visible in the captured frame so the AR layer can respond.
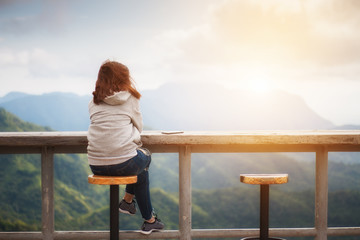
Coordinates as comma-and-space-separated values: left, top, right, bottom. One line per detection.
0, 92, 91, 131
141, 81, 335, 130
0, 92, 30, 104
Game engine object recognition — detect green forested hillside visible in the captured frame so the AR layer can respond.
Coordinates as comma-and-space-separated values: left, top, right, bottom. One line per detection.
0, 108, 107, 230
0, 108, 51, 132
1, 108, 360, 240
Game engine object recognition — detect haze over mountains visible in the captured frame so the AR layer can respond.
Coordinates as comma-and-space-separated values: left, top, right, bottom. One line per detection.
0, 81, 354, 131
0, 92, 90, 131
141, 82, 335, 130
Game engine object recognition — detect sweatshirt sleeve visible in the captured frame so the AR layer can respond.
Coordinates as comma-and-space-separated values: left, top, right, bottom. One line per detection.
131, 97, 143, 132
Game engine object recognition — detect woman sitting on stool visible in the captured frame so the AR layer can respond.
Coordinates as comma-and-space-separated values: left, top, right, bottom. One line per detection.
87, 60, 164, 234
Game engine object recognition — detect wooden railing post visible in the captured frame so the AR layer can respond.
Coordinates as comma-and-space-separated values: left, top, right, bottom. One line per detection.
315, 146, 328, 240
41, 147, 54, 240
179, 146, 192, 240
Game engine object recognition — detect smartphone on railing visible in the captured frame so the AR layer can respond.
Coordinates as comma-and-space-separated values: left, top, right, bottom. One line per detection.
161, 131, 184, 134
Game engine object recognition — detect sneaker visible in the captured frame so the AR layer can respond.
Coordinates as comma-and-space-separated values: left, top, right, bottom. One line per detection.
140, 217, 165, 235
119, 199, 136, 215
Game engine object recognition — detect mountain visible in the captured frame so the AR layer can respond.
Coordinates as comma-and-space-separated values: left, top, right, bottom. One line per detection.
141, 82, 335, 130
0, 108, 51, 132
0, 92, 91, 131
0, 92, 30, 104
0, 82, 338, 131
331, 124, 360, 130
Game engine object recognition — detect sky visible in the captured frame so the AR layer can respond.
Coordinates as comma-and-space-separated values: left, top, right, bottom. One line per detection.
0, 0, 360, 126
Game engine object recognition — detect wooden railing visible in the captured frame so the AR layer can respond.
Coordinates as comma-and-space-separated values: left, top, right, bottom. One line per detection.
1, 130, 360, 240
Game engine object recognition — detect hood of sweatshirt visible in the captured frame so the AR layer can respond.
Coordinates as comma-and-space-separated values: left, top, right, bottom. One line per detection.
103, 91, 131, 105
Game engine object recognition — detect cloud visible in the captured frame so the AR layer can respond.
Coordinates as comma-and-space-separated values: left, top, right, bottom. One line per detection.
0, 46, 79, 83
0, 48, 29, 65
315, 0, 360, 24
0, 46, 94, 96
0, 1, 71, 35
0, 0, 21, 8
172, 0, 360, 67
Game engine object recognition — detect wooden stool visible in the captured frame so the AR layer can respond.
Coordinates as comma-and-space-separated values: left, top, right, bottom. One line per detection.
88, 174, 137, 240
240, 174, 289, 240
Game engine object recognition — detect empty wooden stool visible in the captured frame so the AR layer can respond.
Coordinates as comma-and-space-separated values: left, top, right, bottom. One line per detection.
240, 174, 289, 240
88, 174, 137, 240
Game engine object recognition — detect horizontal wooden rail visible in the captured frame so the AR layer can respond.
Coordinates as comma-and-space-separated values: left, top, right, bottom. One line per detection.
1, 131, 360, 240
0, 130, 360, 147
2, 227, 360, 240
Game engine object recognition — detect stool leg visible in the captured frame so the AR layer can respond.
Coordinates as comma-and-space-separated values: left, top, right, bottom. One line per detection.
260, 184, 269, 240
110, 185, 119, 240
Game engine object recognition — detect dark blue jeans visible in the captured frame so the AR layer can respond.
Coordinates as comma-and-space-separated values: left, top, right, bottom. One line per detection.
90, 148, 153, 220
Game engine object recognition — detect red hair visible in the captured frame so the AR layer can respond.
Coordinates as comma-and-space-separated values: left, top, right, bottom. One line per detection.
92, 60, 141, 104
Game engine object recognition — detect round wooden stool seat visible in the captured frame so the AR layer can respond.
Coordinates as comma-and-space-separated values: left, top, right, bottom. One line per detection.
240, 174, 288, 185
240, 173, 288, 240
87, 174, 137, 240
88, 174, 137, 185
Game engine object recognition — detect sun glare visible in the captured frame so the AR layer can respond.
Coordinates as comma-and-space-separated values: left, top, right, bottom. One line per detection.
246, 72, 272, 93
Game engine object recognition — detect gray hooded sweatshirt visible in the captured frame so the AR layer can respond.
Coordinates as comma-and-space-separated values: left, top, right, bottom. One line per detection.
87, 91, 143, 166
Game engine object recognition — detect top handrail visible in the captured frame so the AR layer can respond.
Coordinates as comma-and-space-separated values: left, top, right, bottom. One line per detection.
0, 130, 360, 147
